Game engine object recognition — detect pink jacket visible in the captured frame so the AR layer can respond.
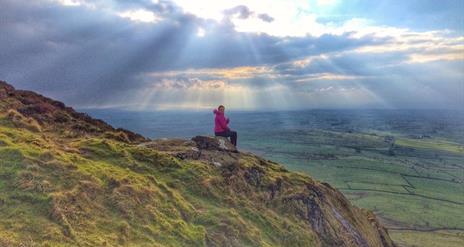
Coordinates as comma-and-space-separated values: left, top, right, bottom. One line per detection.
213, 109, 230, 132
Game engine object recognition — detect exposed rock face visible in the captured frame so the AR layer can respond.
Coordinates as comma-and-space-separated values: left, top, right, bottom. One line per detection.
0, 80, 396, 247
139, 137, 240, 166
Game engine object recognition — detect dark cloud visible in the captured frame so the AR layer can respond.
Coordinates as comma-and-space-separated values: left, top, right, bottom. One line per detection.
223, 5, 253, 19
257, 13, 274, 23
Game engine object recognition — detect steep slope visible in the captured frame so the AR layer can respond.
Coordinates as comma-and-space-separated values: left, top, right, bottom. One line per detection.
0, 81, 395, 246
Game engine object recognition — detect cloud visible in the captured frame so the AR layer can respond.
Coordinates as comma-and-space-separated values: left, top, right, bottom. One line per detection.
223, 5, 275, 23
0, 0, 463, 110
257, 13, 274, 23
223, 5, 253, 19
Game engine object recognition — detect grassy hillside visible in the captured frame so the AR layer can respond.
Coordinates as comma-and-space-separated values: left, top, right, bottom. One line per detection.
0, 81, 396, 246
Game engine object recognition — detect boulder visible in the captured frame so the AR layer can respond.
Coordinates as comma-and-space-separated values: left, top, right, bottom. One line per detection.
192, 136, 238, 153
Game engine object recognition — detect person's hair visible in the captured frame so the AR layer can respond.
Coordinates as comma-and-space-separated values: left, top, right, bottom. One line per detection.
218, 105, 225, 110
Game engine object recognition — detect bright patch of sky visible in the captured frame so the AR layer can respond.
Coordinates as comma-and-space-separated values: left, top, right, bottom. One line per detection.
172, 0, 341, 37
118, 9, 161, 23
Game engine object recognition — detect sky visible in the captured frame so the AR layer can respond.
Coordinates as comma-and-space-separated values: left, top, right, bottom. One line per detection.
1, 0, 463, 110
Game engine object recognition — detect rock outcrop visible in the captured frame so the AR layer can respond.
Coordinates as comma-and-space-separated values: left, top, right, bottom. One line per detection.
192, 135, 238, 152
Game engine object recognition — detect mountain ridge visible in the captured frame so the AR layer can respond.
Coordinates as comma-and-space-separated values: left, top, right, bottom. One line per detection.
0, 80, 395, 246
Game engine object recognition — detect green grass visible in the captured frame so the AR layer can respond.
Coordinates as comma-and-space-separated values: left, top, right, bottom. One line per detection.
396, 137, 464, 155
1, 119, 334, 246
389, 230, 464, 247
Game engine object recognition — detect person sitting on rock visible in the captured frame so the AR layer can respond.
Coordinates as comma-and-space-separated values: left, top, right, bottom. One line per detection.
213, 105, 237, 146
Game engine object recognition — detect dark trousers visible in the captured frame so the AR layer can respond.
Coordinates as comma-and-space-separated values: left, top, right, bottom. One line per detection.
215, 130, 237, 146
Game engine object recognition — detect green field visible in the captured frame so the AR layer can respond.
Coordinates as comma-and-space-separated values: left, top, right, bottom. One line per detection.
240, 129, 464, 247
